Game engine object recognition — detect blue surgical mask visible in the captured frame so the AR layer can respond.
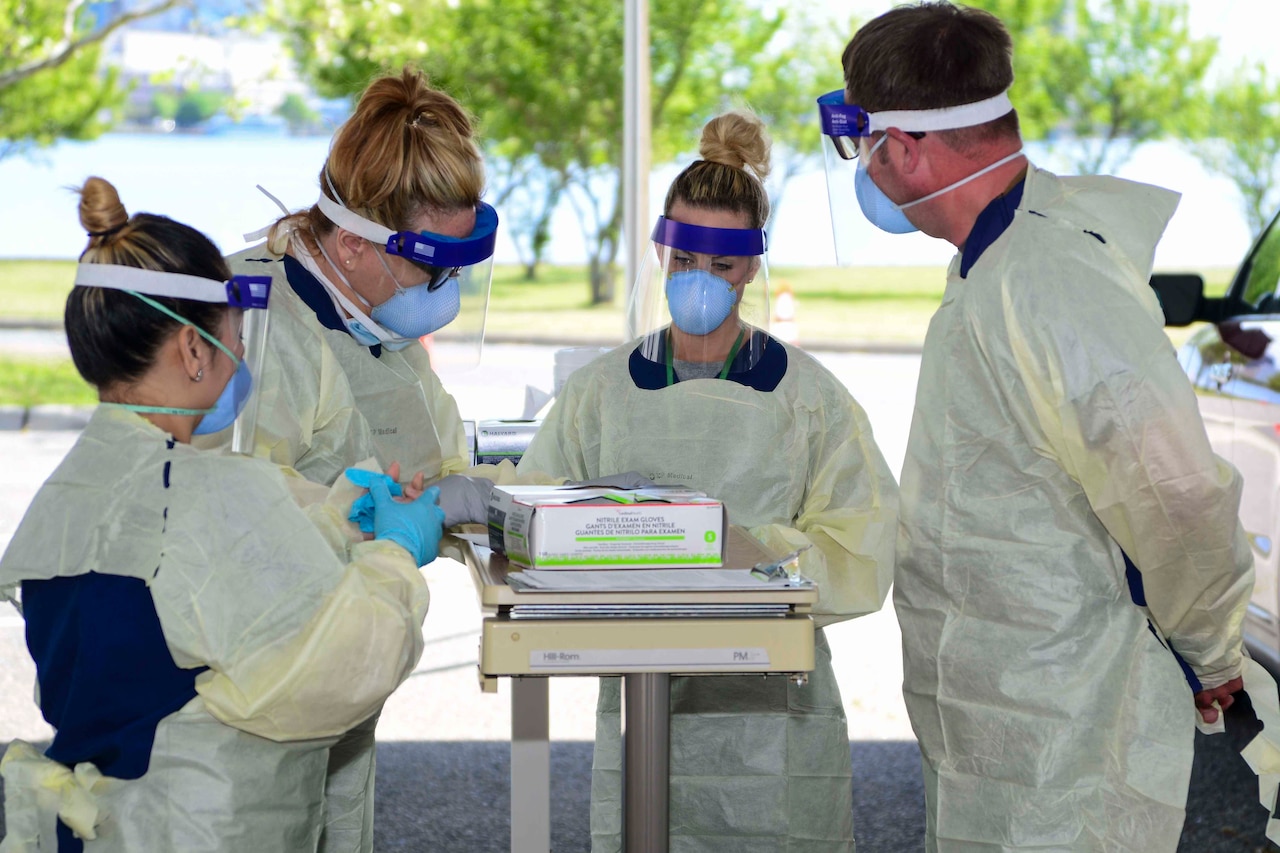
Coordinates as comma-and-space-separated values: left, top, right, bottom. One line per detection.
103, 292, 253, 434
192, 358, 253, 435
343, 317, 383, 348
665, 269, 738, 336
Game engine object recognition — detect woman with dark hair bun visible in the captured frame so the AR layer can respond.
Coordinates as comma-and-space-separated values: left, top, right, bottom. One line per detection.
0, 176, 444, 852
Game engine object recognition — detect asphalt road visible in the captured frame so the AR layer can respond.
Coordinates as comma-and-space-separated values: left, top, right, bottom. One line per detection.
0, 343, 1275, 850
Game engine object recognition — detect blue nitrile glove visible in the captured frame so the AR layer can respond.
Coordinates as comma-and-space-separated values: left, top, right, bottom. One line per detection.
565, 471, 654, 489
345, 468, 404, 535
368, 480, 444, 566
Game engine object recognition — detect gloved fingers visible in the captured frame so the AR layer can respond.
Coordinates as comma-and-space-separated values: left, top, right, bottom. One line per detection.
368, 476, 395, 507
348, 494, 377, 534
344, 467, 379, 489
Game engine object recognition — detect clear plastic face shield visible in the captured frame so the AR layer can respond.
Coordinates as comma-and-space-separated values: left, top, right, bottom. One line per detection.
314, 186, 499, 369
72, 264, 272, 451
627, 215, 770, 372
817, 88, 1017, 262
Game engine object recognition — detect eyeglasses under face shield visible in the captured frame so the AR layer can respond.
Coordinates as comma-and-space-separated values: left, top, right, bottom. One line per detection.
315, 189, 500, 368
815, 87, 1016, 263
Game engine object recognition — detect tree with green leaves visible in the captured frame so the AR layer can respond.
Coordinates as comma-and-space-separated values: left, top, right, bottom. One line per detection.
0, 0, 184, 160
271, 0, 824, 302
966, 0, 1215, 175
1194, 63, 1280, 236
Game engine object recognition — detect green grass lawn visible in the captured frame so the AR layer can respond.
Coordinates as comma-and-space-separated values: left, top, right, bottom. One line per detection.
0, 258, 1238, 405
0, 357, 96, 407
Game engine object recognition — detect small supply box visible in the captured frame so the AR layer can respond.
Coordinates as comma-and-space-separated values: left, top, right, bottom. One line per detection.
487, 485, 726, 569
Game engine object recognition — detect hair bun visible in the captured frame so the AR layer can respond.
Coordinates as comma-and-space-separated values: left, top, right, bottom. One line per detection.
78, 176, 129, 240
698, 110, 772, 181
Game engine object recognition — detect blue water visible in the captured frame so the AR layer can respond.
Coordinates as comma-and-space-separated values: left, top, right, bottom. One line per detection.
0, 131, 1258, 269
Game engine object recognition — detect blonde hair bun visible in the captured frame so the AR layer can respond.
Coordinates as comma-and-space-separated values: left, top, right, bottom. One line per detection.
78, 176, 129, 240
698, 110, 772, 182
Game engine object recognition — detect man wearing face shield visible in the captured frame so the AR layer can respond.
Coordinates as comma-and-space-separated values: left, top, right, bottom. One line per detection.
519, 110, 898, 852
821, 3, 1255, 849
201, 68, 509, 853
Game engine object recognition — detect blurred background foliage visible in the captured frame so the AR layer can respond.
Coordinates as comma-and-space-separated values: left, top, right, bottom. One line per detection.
3, 0, 1280, 301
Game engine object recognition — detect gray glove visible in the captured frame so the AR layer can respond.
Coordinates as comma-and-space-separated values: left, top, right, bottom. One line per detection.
433, 475, 496, 528
565, 471, 655, 489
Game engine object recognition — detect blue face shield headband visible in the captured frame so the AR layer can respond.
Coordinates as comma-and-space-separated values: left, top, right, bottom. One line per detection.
73, 264, 271, 432
817, 88, 1015, 156
315, 189, 499, 290
651, 217, 766, 337
817, 88, 1021, 235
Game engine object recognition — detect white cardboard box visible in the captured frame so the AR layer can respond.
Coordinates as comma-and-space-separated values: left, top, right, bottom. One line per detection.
487, 485, 726, 569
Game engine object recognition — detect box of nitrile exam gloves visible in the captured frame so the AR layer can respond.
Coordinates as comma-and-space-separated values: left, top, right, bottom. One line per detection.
486, 485, 726, 569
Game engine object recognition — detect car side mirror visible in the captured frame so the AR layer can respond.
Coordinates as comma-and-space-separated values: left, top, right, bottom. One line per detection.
1149, 273, 1228, 326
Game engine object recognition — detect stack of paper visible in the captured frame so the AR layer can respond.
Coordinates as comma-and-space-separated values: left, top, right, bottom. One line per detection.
506, 568, 813, 593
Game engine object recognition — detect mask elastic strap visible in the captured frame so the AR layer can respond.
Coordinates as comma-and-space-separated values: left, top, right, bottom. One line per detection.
243, 185, 294, 243
897, 149, 1026, 212
304, 235, 402, 345
127, 290, 240, 368
101, 401, 215, 417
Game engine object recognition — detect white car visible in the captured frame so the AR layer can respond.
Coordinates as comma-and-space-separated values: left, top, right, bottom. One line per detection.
1154, 210, 1280, 664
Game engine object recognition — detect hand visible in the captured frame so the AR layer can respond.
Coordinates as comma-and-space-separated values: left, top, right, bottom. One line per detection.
565, 471, 654, 489
434, 475, 496, 527
368, 479, 445, 566
1194, 676, 1245, 724
345, 468, 403, 535
387, 461, 427, 502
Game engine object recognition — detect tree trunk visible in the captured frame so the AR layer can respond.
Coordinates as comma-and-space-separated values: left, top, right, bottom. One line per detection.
587, 184, 626, 305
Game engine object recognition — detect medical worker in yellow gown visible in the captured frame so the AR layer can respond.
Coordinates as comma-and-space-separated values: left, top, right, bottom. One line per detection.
520, 110, 899, 852
821, 5, 1254, 849
0, 177, 444, 852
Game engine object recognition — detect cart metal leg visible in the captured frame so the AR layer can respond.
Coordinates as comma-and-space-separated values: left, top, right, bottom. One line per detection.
623, 672, 671, 853
511, 677, 550, 853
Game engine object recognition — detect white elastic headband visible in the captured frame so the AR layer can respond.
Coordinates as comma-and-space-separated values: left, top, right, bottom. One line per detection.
868, 90, 1014, 134
315, 193, 395, 244
74, 264, 228, 303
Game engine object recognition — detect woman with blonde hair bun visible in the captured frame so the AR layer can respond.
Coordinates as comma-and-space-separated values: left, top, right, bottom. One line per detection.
204, 66, 528, 852
0, 176, 444, 852
520, 109, 899, 851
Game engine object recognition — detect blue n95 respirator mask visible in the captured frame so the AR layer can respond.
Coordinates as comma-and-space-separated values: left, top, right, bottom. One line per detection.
817, 88, 1025, 255
664, 269, 738, 336
290, 169, 499, 367
628, 215, 773, 376
854, 133, 1027, 235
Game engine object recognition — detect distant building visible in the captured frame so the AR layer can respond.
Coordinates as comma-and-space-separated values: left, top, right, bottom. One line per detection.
99, 26, 347, 130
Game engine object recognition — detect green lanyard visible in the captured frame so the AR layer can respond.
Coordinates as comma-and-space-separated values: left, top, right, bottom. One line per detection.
665, 328, 746, 387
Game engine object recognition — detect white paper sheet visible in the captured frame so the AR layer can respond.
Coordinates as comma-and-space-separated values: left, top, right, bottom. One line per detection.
506, 568, 811, 592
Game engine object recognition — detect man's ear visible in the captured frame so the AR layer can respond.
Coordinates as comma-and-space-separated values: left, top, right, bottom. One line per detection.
885, 127, 923, 175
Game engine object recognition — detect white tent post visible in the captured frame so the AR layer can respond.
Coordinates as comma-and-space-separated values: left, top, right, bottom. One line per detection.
623, 0, 651, 337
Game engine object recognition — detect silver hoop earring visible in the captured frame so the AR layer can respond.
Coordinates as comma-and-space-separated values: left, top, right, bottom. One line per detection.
195, 369, 204, 382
